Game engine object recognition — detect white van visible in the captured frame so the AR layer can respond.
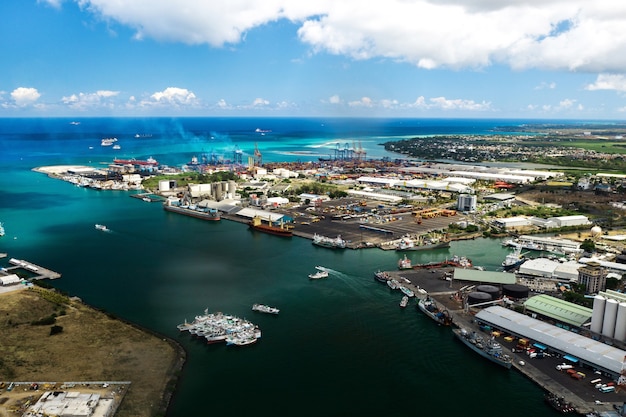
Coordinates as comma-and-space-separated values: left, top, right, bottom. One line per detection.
556, 364, 574, 371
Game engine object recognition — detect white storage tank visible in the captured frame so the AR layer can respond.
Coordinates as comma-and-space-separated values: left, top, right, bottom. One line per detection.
228, 181, 237, 198
590, 295, 606, 334
158, 180, 171, 192
602, 298, 619, 339
615, 302, 626, 342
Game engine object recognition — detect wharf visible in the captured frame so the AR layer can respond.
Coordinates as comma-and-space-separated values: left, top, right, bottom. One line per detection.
381, 267, 622, 416
6, 258, 61, 280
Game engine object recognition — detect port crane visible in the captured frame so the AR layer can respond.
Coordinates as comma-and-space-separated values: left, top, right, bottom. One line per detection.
253, 143, 262, 166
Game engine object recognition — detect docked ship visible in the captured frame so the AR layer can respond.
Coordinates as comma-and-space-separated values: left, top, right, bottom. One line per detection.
252, 304, 280, 315
544, 392, 575, 414
400, 295, 409, 308
163, 199, 221, 221
249, 215, 293, 237
395, 234, 451, 251
417, 296, 453, 325
412, 255, 472, 270
113, 157, 158, 166
399, 286, 415, 298
452, 327, 512, 369
177, 310, 261, 347
312, 233, 346, 249
387, 278, 399, 290
502, 235, 582, 256
374, 270, 391, 283
397, 254, 412, 270
502, 245, 527, 271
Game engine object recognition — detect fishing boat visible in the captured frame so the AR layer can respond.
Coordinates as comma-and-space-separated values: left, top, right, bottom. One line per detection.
252, 304, 280, 315
309, 270, 329, 279
387, 279, 399, 290
374, 270, 391, 283
177, 310, 261, 347
399, 286, 415, 298
312, 233, 346, 249
400, 295, 409, 308
452, 327, 512, 369
417, 295, 453, 325
163, 198, 220, 221
249, 215, 293, 237
95, 224, 109, 232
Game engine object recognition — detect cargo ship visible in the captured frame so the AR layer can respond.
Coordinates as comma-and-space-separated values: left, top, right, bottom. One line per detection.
113, 157, 158, 166
452, 327, 512, 369
249, 215, 292, 237
411, 255, 472, 269
312, 233, 346, 249
163, 199, 220, 221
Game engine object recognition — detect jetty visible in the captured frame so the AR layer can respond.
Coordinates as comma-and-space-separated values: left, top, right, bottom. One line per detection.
6, 258, 61, 280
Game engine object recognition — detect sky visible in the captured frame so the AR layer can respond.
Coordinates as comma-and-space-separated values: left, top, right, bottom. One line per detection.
2, 0, 626, 119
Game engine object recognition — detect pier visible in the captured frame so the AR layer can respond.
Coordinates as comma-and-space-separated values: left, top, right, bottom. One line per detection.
5, 258, 61, 280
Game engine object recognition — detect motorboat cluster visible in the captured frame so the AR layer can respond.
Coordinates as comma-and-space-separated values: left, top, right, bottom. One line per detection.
177, 309, 261, 347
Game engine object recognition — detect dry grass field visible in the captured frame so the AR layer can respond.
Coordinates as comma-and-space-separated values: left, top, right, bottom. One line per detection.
0, 287, 184, 417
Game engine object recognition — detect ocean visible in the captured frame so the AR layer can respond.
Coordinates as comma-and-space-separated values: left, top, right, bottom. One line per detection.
0, 117, 564, 416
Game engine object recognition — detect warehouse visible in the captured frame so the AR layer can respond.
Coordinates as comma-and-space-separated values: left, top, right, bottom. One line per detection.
475, 305, 626, 378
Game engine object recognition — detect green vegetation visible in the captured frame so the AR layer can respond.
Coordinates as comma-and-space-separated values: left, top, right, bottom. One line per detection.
142, 171, 239, 190
488, 205, 578, 219
30, 287, 70, 305
285, 182, 348, 199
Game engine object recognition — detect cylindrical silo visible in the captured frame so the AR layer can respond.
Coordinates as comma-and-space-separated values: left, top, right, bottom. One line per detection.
602, 298, 619, 339
228, 181, 236, 197
615, 302, 626, 342
215, 186, 223, 201
475, 285, 500, 300
590, 295, 606, 334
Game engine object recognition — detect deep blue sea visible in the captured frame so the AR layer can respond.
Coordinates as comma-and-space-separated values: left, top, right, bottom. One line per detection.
0, 117, 578, 416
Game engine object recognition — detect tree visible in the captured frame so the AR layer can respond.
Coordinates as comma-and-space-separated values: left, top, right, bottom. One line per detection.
580, 239, 595, 253
50, 325, 63, 336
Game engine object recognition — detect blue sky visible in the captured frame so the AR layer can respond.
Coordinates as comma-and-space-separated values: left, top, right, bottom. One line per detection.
2, 0, 626, 118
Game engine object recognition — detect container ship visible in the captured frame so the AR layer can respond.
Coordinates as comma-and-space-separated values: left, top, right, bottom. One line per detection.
248, 216, 292, 237
163, 199, 220, 221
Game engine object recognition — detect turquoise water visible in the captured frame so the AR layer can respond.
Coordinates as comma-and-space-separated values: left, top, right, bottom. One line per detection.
0, 118, 564, 416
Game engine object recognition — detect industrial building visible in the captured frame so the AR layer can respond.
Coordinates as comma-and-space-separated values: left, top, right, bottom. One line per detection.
475, 305, 626, 379
516, 258, 582, 282
523, 294, 593, 330
492, 216, 530, 230
457, 194, 477, 212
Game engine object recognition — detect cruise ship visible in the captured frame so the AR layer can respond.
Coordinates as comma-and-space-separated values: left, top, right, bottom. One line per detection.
452, 327, 512, 369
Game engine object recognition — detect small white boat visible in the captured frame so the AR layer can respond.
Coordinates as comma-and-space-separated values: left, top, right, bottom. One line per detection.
309, 270, 329, 279
95, 224, 109, 232
400, 295, 409, 308
0, 222, 4, 237
252, 304, 280, 315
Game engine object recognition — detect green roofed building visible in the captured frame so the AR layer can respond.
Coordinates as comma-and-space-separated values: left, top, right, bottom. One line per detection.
523, 294, 592, 329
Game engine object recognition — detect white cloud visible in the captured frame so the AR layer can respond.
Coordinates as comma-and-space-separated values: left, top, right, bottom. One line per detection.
38, 0, 63, 8
329, 95, 341, 104
348, 97, 373, 107
61, 90, 119, 110
585, 74, 626, 92
251, 98, 270, 107
11, 87, 41, 106
138, 87, 198, 109
216, 99, 230, 109
534, 81, 557, 90
73, 0, 626, 72
409, 96, 491, 111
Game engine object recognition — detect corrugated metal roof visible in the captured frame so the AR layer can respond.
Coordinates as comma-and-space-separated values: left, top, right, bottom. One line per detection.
452, 269, 516, 284
476, 306, 624, 375
235, 207, 285, 221
523, 294, 592, 327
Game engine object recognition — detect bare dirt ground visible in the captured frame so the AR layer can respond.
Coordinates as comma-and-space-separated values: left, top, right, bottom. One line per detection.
516, 188, 620, 216
0, 287, 184, 417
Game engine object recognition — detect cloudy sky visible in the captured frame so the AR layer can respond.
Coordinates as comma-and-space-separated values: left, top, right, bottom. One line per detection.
2, 0, 626, 118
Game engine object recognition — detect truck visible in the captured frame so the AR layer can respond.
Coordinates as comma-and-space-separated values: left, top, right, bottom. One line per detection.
556, 364, 574, 371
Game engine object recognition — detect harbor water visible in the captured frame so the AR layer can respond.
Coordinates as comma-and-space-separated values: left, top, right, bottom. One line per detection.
0, 118, 564, 416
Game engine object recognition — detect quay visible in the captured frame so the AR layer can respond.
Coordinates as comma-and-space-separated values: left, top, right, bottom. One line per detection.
5, 257, 61, 280
380, 267, 624, 416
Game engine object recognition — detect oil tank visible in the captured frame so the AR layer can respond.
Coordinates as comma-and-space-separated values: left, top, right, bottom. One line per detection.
475, 285, 500, 300
467, 291, 492, 306
502, 284, 529, 299
614, 302, 626, 342
590, 295, 606, 334
602, 298, 619, 339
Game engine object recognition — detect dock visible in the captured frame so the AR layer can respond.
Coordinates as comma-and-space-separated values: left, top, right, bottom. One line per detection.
6, 258, 61, 280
